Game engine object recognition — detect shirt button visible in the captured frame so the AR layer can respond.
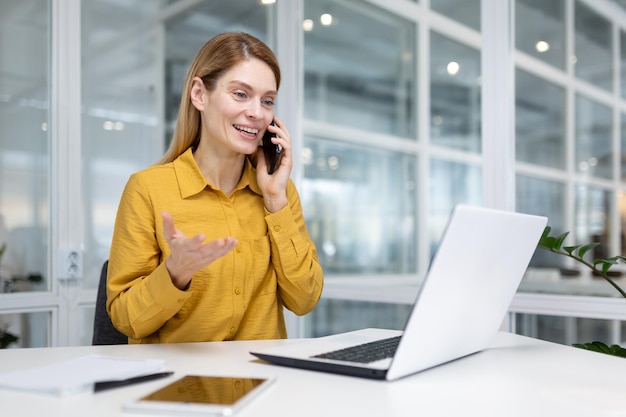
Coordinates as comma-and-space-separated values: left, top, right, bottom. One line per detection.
234, 380, 242, 388
234, 287, 241, 295
273, 225, 281, 232
230, 327, 235, 334
235, 245, 241, 253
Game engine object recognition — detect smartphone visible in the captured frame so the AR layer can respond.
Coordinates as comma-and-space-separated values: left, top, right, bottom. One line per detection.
123, 375, 275, 416
262, 122, 283, 175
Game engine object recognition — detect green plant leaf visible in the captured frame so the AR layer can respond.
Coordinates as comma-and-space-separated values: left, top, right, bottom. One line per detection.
574, 341, 608, 354
609, 344, 626, 358
27, 273, 43, 283
574, 341, 626, 358
538, 227, 571, 251
595, 259, 617, 274
563, 245, 581, 256
592, 341, 612, 354
600, 256, 626, 266
0, 330, 18, 349
552, 232, 569, 251
577, 242, 600, 259
538, 227, 553, 246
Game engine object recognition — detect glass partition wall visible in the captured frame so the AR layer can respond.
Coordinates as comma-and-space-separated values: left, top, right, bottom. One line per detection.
301, 0, 418, 278
2, 0, 626, 347
514, 0, 626, 345
304, 0, 626, 343
0, 0, 53, 348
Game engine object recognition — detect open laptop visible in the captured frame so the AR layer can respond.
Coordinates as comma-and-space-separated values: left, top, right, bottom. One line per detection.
250, 205, 548, 381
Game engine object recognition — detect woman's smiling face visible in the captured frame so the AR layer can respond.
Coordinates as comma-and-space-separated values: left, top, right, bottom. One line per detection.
202, 58, 277, 156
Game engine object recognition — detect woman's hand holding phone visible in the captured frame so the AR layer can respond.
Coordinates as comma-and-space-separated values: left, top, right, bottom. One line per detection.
257, 117, 291, 213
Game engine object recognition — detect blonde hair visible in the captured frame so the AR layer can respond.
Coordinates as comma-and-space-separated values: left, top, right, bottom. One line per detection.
157, 32, 281, 164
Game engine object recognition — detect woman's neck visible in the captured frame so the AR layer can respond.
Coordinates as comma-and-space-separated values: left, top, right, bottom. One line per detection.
193, 142, 246, 195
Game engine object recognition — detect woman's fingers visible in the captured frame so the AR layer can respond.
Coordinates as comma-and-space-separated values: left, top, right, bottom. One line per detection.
161, 211, 176, 241
162, 212, 238, 288
199, 237, 238, 263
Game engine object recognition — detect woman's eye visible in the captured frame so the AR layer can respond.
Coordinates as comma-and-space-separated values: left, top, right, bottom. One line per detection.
263, 99, 275, 107
234, 91, 247, 99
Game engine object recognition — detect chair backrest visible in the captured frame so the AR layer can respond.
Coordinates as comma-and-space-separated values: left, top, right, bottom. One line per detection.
92, 260, 128, 345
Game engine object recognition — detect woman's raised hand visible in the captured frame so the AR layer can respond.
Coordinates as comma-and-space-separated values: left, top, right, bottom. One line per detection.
161, 211, 238, 290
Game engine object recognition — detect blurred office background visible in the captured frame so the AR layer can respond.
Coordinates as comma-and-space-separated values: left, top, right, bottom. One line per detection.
2, 0, 626, 348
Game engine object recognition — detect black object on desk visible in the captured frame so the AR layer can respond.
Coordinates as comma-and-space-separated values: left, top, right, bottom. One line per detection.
94, 371, 174, 393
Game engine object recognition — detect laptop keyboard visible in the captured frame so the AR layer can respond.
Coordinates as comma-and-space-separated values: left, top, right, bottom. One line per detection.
311, 336, 402, 364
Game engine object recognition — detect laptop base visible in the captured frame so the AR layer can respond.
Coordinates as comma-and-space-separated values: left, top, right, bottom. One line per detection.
251, 352, 389, 380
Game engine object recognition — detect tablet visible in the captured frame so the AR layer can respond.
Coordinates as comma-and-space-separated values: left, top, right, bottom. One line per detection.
123, 375, 275, 416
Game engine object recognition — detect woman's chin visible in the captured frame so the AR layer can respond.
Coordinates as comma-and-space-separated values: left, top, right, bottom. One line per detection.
239, 142, 261, 156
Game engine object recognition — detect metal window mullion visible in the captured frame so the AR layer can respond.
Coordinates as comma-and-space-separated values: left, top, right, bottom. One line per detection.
611, 23, 621, 256
566, 0, 576, 242
275, 0, 303, 188
275, 0, 304, 338
418, 2, 430, 279
51, 0, 82, 346
481, 0, 515, 211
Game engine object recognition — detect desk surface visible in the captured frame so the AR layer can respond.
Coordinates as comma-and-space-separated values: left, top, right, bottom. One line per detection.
1, 332, 625, 417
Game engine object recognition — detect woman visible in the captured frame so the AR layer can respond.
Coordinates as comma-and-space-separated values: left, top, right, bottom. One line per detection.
106, 32, 324, 344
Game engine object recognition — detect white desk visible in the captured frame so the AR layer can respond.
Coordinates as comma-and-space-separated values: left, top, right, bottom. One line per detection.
1, 332, 625, 417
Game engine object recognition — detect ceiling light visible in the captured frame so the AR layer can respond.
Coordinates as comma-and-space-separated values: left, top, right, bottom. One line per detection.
301, 147, 313, 165
535, 41, 550, 53
320, 13, 333, 26
260, 0, 276, 4
328, 156, 339, 170
303, 19, 314, 31
446, 61, 460, 76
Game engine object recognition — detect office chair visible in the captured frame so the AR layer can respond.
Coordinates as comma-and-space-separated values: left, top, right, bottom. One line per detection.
92, 260, 128, 345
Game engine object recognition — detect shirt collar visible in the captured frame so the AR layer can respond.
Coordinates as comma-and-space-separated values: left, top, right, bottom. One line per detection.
173, 148, 262, 198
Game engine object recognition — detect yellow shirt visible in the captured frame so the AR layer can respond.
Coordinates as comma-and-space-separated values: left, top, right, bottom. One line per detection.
107, 148, 324, 343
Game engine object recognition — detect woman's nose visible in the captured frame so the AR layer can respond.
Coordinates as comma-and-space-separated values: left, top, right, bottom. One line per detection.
245, 101, 263, 119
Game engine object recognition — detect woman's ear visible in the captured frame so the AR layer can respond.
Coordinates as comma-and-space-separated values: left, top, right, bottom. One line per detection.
190, 76, 206, 111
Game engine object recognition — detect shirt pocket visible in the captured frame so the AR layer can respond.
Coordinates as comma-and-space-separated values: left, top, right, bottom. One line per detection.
244, 235, 274, 297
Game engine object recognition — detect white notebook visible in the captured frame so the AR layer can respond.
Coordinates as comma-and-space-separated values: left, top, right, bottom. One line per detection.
0, 354, 164, 396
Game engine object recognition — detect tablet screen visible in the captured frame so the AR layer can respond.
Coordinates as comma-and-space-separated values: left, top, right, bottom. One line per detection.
124, 375, 274, 416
